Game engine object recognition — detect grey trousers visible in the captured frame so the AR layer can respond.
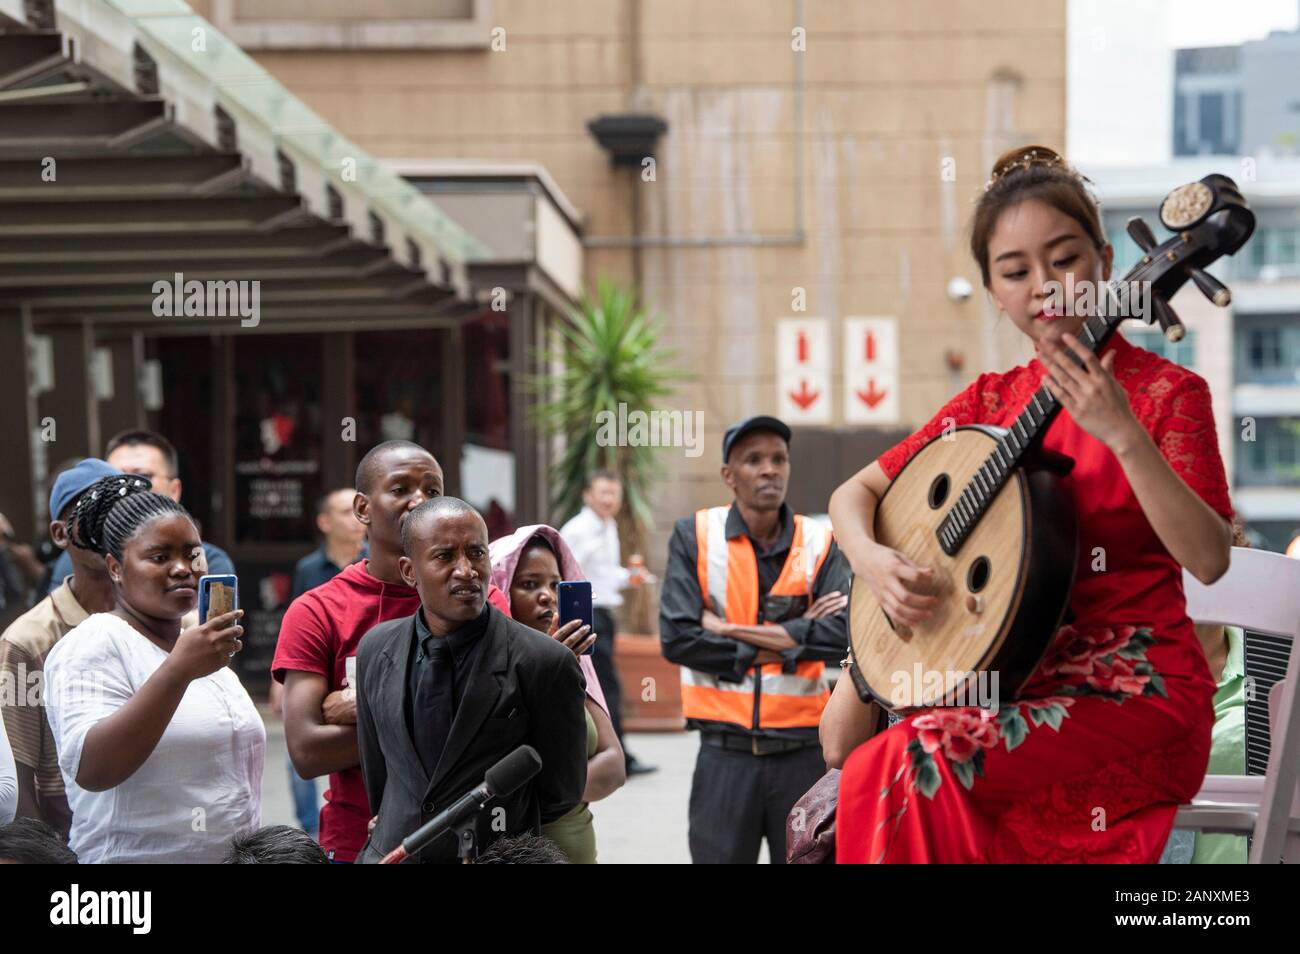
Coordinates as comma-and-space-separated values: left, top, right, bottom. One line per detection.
688, 739, 827, 864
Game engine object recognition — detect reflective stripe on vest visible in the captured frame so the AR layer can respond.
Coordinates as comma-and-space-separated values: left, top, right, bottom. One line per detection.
680, 507, 832, 731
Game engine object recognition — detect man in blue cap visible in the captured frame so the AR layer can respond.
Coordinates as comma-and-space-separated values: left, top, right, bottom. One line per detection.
39, 429, 235, 597
0, 458, 121, 835
660, 416, 851, 863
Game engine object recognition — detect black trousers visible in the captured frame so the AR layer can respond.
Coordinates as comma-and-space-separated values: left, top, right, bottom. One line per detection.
591, 607, 625, 742
688, 739, 827, 864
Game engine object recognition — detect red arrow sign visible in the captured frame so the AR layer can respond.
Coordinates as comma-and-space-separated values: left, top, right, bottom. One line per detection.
788, 379, 821, 410
796, 331, 809, 364
865, 332, 875, 362
856, 379, 888, 408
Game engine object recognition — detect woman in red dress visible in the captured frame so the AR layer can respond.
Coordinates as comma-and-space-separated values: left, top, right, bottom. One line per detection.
827, 146, 1235, 863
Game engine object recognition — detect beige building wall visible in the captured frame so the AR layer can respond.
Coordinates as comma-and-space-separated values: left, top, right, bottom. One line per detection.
199, 0, 1068, 579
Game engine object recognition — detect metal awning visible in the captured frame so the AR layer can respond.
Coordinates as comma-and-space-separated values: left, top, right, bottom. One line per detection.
0, 0, 491, 331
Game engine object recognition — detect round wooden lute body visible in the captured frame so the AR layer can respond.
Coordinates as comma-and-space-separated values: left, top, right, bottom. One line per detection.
849, 425, 1078, 712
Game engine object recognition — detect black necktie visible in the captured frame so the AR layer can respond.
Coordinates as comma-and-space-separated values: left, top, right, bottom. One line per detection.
412, 637, 454, 778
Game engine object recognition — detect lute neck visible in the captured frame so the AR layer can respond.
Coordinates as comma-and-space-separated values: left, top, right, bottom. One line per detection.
935, 306, 1123, 557
1009, 309, 1123, 455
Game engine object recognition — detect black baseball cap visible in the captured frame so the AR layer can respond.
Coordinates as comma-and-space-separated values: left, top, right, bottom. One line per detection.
722, 415, 792, 462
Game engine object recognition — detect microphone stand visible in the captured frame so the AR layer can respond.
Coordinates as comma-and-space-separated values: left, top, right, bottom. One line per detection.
378, 744, 541, 864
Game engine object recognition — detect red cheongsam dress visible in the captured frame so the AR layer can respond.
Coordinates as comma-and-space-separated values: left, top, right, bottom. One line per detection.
836, 332, 1234, 863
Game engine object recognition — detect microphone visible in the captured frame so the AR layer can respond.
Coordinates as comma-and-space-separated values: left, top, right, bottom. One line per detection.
378, 745, 542, 864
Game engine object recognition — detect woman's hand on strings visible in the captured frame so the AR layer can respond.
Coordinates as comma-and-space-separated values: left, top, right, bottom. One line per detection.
1039, 333, 1143, 454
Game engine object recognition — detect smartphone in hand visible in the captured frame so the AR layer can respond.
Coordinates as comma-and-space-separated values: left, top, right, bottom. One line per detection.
557, 581, 595, 655
198, 574, 239, 625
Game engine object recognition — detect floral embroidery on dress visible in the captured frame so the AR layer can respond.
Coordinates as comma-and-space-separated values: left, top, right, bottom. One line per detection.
1031, 623, 1167, 703
880, 623, 1165, 817
903, 707, 1000, 797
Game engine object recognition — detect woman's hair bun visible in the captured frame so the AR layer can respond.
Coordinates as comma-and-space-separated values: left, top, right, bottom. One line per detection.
987, 144, 1069, 188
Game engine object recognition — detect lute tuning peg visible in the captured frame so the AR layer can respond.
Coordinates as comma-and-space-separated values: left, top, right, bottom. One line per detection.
1152, 295, 1185, 343
1126, 218, 1186, 341
1186, 263, 1232, 307
1126, 216, 1158, 252
1128, 215, 1233, 315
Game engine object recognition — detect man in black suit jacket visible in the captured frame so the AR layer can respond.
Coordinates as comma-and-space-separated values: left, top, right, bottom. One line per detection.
355, 497, 587, 863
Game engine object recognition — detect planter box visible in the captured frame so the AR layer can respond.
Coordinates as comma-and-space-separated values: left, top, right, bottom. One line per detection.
613, 632, 684, 732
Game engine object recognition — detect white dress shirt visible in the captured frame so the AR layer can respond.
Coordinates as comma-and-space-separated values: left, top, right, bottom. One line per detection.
560, 506, 631, 609
44, 613, 265, 864
0, 716, 16, 825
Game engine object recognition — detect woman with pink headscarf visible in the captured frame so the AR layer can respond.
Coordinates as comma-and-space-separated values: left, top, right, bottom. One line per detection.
489, 525, 626, 863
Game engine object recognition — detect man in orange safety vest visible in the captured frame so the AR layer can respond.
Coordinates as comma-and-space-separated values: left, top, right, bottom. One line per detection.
660, 416, 851, 864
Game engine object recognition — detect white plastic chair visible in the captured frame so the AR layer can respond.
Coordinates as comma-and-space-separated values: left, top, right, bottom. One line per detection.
1174, 546, 1300, 863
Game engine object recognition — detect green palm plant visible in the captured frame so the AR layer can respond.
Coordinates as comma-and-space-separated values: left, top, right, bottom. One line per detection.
530, 278, 685, 532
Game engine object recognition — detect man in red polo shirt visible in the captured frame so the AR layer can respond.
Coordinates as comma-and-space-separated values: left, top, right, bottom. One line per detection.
273, 440, 508, 862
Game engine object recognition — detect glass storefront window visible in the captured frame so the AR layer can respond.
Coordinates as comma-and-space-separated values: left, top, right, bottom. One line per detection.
353, 329, 446, 466
152, 337, 216, 536
463, 308, 514, 538
233, 335, 323, 545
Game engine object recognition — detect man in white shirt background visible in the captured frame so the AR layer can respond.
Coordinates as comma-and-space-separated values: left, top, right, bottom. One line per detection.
560, 471, 656, 776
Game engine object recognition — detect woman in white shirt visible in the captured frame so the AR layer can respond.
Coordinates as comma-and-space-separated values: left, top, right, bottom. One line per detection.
0, 719, 17, 825
44, 475, 265, 863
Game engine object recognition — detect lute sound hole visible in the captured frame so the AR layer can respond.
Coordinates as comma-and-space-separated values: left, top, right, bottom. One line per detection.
967, 556, 991, 593
927, 474, 950, 509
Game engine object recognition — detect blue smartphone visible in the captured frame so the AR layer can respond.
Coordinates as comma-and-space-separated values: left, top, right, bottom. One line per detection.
557, 581, 594, 655
198, 574, 239, 625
